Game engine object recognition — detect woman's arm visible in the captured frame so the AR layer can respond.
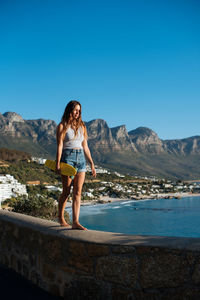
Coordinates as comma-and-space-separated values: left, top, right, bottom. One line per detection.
82, 138, 96, 178
56, 123, 64, 173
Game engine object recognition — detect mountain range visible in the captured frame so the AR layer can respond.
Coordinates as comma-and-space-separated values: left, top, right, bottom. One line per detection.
0, 112, 200, 180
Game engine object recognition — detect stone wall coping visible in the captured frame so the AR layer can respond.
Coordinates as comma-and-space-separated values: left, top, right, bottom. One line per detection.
1, 210, 200, 251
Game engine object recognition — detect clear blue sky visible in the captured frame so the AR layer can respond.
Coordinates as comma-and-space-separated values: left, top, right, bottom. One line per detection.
0, 0, 200, 140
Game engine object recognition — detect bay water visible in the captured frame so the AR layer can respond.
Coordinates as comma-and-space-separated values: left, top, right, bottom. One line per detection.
66, 196, 200, 237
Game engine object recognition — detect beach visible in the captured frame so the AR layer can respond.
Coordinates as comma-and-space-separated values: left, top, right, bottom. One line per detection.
65, 192, 200, 208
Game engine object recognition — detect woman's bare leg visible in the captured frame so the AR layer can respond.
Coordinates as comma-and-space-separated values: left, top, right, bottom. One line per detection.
72, 172, 86, 230
58, 175, 72, 227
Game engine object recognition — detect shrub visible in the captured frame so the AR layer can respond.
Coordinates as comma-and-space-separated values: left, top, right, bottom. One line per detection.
10, 195, 71, 224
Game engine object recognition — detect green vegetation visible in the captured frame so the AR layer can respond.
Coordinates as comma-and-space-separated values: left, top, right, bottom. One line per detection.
0, 147, 59, 184
0, 161, 60, 184
9, 196, 58, 221
5, 193, 70, 224
97, 151, 200, 180
0, 147, 31, 161
0, 159, 137, 186
27, 184, 60, 199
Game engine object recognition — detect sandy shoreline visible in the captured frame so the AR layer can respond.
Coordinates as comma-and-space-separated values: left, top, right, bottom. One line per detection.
65, 192, 200, 208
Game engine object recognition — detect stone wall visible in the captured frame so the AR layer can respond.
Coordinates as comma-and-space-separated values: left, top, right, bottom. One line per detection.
0, 210, 200, 299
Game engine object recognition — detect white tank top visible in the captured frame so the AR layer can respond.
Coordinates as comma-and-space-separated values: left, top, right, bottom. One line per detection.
63, 126, 84, 149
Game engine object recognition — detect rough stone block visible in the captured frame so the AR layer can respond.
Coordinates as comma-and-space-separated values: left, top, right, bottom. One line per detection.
68, 255, 94, 274
13, 226, 19, 239
140, 252, 190, 288
29, 253, 37, 267
111, 245, 136, 254
112, 287, 134, 300
0, 253, 9, 266
64, 277, 110, 300
48, 284, 61, 297
86, 243, 110, 256
154, 287, 200, 300
136, 246, 154, 255
17, 259, 22, 273
68, 240, 86, 256
112, 288, 160, 300
60, 265, 76, 275
42, 263, 55, 281
21, 252, 29, 264
192, 257, 200, 284
41, 237, 62, 265
22, 263, 29, 278
0, 236, 12, 252
186, 252, 196, 266
55, 270, 66, 285
30, 270, 40, 285
96, 256, 138, 287
18, 227, 42, 252
10, 254, 17, 271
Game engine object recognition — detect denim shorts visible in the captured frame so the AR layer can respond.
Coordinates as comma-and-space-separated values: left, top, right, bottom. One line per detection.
61, 149, 86, 173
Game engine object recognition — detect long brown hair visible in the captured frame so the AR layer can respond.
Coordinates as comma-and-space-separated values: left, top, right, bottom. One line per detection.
61, 100, 87, 138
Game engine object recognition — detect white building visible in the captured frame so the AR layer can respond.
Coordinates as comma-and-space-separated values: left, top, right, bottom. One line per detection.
114, 172, 125, 178
86, 165, 110, 174
31, 157, 46, 164
0, 174, 28, 204
96, 168, 110, 174
98, 187, 106, 191
45, 185, 62, 192
176, 186, 184, 190
152, 185, 160, 188
83, 192, 94, 198
163, 184, 173, 188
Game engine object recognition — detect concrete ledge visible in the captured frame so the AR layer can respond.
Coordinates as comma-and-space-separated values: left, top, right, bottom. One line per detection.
1, 210, 200, 299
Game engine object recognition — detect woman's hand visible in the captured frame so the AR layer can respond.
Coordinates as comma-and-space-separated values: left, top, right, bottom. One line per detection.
82, 139, 96, 178
91, 163, 96, 178
55, 163, 61, 175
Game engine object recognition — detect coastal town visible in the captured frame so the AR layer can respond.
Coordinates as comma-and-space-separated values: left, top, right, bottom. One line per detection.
0, 156, 200, 207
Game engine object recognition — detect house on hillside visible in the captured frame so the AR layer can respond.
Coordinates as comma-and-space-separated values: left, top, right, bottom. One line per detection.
0, 174, 28, 204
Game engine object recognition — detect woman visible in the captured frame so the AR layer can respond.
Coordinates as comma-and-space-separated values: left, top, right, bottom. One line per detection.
56, 100, 96, 230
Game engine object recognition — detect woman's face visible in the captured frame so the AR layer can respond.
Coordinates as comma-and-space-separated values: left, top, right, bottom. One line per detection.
72, 104, 81, 119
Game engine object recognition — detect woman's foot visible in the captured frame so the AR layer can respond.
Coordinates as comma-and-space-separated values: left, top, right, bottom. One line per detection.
59, 218, 71, 227
72, 222, 87, 230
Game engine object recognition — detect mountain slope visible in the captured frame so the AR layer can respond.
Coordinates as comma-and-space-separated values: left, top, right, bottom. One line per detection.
1, 112, 200, 179
0, 112, 57, 157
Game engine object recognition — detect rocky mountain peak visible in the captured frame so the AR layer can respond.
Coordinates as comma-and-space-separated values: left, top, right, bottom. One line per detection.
128, 127, 164, 153
111, 125, 128, 138
3, 112, 24, 123
128, 127, 158, 138
85, 119, 111, 140
111, 124, 126, 131
111, 125, 137, 151
86, 119, 108, 127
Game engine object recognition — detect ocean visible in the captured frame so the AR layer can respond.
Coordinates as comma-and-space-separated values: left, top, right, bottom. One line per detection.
66, 196, 200, 237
